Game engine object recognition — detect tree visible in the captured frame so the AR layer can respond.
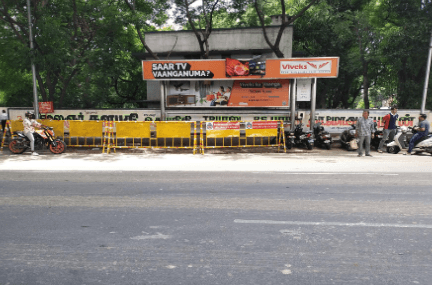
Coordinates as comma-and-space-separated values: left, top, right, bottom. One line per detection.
252, 0, 320, 58
0, 0, 169, 108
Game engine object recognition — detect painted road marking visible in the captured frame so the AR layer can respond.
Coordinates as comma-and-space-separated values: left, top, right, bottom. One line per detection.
272, 173, 399, 175
234, 219, 432, 229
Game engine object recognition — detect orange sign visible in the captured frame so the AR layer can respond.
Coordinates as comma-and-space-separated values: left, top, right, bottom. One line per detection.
228, 80, 289, 107
142, 57, 339, 80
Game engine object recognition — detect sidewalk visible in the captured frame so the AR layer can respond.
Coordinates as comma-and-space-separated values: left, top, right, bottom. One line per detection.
0, 146, 430, 173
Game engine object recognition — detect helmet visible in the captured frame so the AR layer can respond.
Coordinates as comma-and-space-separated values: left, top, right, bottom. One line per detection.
25, 111, 35, 119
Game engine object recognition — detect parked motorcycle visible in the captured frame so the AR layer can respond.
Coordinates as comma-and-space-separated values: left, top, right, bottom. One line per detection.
313, 122, 332, 149
9, 127, 67, 154
339, 124, 357, 150
387, 126, 432, 155
370, 123, 383, 151
285, 123, 314, 150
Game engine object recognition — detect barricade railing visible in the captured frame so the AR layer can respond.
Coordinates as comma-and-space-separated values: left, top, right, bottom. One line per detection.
200, 120, 286, 154
102, 121, 116, 154
66, 120, 105, 148
0, 120, 11, 152
104, 121, 198, 154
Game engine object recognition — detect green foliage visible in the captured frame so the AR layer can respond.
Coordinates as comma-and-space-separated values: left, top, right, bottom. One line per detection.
1, 0, 432, 111
0, 0, 170, 109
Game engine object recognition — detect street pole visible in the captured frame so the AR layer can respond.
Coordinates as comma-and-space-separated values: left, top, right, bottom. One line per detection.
290, 79, 296, 130
26, 0, 39, 119
160, 81, 166, 121
421, 30, 432, 114
310, 78, 317, 131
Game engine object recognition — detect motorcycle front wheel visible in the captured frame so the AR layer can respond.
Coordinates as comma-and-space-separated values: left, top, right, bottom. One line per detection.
325, 143, 331, 150
49, 140, 67, 154
387, 145, 400, 154
306, 142, 313, 150
8, 139, 26, 154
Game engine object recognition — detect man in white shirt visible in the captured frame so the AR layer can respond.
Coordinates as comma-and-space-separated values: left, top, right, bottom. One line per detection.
0, 110, 8, 133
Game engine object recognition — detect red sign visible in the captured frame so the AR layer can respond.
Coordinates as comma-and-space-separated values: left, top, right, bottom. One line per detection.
209, 122, 240, 130
251, 121, 279, 129
38, 102, 54, 113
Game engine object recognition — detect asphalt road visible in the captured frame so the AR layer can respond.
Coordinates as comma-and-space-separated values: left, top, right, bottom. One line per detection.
1, 169, 432, 285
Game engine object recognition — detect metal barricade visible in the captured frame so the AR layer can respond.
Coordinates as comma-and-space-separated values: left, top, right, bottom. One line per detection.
200, 120, 286, 154
66, 120, 104, 148
105, 121, 198, 154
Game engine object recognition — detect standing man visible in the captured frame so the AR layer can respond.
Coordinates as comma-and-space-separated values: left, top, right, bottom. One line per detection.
356, 110, 375, 157
404, 114, 430, 155
378, 106, 399, 153
0, 110, 8, 134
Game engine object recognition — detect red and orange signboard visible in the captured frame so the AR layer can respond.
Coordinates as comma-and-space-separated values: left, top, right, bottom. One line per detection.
142, 57, 339, 81
38, 101, 54, 113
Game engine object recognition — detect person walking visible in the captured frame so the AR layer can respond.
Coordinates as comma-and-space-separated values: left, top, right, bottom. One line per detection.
0, 110, 8, 134
355, 110, 375, 157
378, 106, 399, 153
403, 113, 430, 155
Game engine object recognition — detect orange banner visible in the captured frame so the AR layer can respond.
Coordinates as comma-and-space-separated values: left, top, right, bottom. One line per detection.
142, 57, 339, 80
228, 80, 289, 107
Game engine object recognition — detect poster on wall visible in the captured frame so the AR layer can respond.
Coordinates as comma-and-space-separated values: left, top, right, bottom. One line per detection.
166, 80, 289, 108
296, 79, 311, 101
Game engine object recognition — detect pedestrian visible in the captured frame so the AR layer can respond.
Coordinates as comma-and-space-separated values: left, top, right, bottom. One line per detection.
403, 113, 430, 155
355, 110, 375, 157
378, 106, 399, 153
0, 109, 8, 133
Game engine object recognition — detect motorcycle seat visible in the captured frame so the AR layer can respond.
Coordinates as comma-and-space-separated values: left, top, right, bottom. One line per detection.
415, 135, 431, 144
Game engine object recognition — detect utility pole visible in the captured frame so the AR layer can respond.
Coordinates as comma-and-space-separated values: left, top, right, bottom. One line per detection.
27, 0, 39, 119
421, 30, 432, 114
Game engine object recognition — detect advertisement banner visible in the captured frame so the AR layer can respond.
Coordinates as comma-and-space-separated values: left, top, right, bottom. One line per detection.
166, 79, 289, 108
143, 57, 339, 81
206, 121, 240, 138
247, 121, 279, 129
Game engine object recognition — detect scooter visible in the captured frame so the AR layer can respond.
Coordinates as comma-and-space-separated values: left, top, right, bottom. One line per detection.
339, 124, 357, 151
313, 122, 332, 149
285, 123, 314, 150
8, 126, 67, 154
386, 126, 432, 155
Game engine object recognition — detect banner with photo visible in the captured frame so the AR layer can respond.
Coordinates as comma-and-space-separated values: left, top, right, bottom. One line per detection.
166, 79, 289, 108
143, 57, 339, 81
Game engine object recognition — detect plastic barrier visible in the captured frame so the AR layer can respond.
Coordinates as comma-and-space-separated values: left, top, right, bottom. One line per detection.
67, 120, 104, 148
104, 121, 198, 154
40, 120, 65, 139
102, 121, 116, 154
0, 121, 11, 152
200, 120, 286, 154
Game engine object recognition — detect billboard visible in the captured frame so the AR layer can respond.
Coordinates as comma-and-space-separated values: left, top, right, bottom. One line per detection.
142, 57, 339, 81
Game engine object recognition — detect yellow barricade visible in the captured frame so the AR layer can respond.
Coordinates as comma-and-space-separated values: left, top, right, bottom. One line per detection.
200, 120, 286, 154
105, 121, 197, 154
111, 121, 151, 151
67, 120, 104, 148
0, 120, 11, 152
40, 120, 65, 139
9, 120, 23, 133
